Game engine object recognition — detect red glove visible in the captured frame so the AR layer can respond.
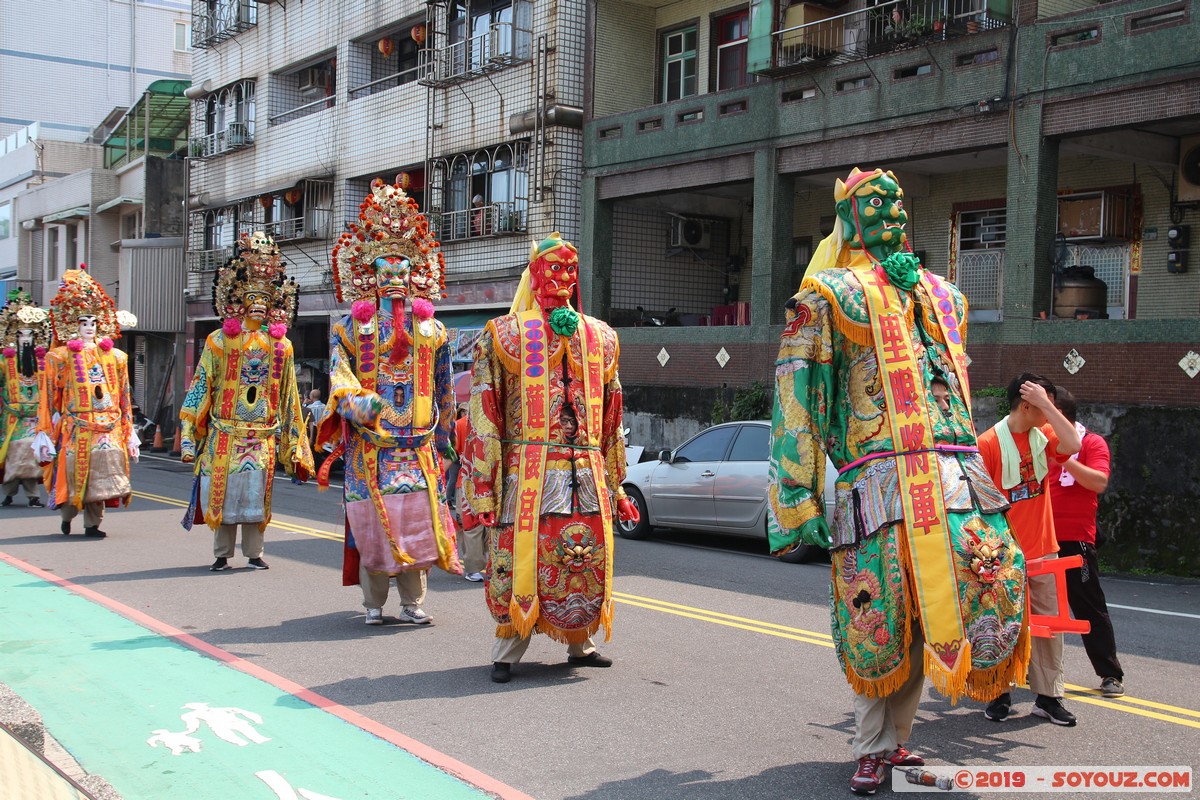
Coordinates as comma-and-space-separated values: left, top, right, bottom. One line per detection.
617, 497, 639, 524
479, 511, 497, 528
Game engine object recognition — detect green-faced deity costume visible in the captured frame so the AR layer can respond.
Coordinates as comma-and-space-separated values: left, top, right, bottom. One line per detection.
768, 168, 1029, 702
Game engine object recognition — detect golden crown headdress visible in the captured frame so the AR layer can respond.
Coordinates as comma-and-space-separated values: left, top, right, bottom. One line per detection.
0, 289, 50, 350
48, 267, 128, 344
331, 179, 446, 305
212, 232, 299, 326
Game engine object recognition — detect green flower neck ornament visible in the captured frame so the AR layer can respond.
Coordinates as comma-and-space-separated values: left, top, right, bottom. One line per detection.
879, 251, 922, 293
548, 306, 580, 337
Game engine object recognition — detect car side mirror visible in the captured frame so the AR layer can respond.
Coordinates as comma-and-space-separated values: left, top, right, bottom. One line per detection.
658, 449, 672, 463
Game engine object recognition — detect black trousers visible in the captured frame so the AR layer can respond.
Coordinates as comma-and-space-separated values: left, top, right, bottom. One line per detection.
1059, 540, 1124, 681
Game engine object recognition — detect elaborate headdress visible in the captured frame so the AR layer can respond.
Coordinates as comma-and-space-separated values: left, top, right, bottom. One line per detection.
331, 178, 446, 305
48, 267, 131, 345
212, 231, 299, 331
0, 289, 51, 350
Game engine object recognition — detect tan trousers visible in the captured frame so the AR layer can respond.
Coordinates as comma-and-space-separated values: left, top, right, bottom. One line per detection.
491, 634, 597, 665
61, 502, 104, 529
1028, 552, 1065, 698
214, 523, 265, 559
851, 622, 926, 760
359, 564, 427, 610
3, 477, 39, 498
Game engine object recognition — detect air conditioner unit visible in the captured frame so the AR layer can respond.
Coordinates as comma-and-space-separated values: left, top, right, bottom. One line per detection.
670, 217, 712, 249
1178, 134, 1200, 203
297, 67, 327, 94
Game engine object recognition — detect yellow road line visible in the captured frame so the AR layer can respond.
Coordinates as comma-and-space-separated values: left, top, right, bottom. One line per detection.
130, 491, 1200, 728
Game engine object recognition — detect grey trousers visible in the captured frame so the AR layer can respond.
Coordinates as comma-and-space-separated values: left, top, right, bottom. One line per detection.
1027, 552, 1065, 698
61, 502, 104, 528
3, 477, 39, 498
851, 622, 926, 760
359, 563, 427, 610
491, 634, 597, 665
214, 523, 265, 558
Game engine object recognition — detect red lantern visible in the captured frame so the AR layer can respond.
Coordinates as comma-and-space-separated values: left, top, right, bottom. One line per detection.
377, 38, 395, 58
284, 188, 303, 206
396, 172, 412, 190
259, 194, 274, 209
410, 24, 427, 46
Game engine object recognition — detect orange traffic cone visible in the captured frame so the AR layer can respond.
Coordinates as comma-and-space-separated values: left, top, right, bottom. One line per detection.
151, 427, 165, 451
170, 428, 182, 456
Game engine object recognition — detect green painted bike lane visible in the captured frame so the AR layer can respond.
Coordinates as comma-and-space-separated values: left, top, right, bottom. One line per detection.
0, 556, 521, 800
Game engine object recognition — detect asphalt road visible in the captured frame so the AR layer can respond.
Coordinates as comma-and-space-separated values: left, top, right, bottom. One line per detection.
1, 455, 1199, 799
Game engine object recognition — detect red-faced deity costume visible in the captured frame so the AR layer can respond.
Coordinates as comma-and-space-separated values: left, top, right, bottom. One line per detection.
317, 179, 461, 600
36, 268, 138, 534
179, 232, 314, 555
464, 233, 635, 646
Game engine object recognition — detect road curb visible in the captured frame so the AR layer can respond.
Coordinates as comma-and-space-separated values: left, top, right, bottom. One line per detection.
0, 682, 123, 800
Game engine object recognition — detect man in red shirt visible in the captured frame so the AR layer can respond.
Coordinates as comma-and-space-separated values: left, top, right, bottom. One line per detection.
1049, 386, 1124, 698
977, 373, 1081, 726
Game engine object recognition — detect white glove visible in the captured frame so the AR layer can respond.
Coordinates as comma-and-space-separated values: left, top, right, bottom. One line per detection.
127, 429, 141, 464
33, 431, 57, 463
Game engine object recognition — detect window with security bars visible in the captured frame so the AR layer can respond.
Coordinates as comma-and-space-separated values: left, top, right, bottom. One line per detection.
348, 25, 423, 100
955, 207, 1005, 319
429, 143, 529, 242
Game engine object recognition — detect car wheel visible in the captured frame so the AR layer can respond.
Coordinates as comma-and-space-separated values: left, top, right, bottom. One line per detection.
616, 486, 651, 539
776, 542, 817, 564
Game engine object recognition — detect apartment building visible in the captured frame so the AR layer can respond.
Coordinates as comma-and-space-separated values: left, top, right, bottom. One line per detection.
184, 0, 587, 397
580, 0, 1200, 444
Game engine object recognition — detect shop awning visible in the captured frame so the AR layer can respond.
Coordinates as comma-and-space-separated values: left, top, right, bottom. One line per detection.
96, 196, 143, 213
43, 206, 90, 223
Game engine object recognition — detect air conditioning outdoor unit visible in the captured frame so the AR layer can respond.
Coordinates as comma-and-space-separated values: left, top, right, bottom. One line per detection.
1178, 134, 1200, 203
297, 67, 327, 94
670, 217, 712, 250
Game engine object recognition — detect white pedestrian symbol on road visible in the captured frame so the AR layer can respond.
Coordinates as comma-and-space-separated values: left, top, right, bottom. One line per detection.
146, 729, 203, 755
179, 702, 270, 746
256, 770, 342, 800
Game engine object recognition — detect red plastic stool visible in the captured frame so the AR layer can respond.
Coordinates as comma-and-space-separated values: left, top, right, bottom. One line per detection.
1026, 555, 1092, 638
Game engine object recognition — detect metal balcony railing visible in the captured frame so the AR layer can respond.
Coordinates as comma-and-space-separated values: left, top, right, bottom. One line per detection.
185, 269, 217, 300
418, 22, 533, 87
187, 247, 233, 273
258, 209, 332, 242
769, 0, 1010, 74
434, 202, 526, 243
192, 0, 257, 49
189, 123, 253, 160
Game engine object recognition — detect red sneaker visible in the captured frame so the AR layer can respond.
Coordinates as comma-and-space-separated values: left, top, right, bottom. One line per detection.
885, 745, 925, 767
850, 755, 885, 795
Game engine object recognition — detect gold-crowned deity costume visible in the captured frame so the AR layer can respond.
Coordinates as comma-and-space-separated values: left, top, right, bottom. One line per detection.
316, 179, 461, 585
0, 290, 51, 489
179, 232, 313, 533
37, 268, 137, 511
464, 233, 628, 644
769, 168, 1029, 702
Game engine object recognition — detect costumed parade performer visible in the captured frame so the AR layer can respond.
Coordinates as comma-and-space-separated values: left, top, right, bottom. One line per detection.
0, 290, 51, 507
317, 178, 461, 626
34, 267, 139, 538
180, 232, 314, 571
462, 232, 639, 683
768, 169, 1029, 795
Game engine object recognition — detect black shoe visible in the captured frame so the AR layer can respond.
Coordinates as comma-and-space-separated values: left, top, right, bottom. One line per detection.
61, 520, 71, 535
247, 558, 270, 570
210, 558, 232, 571
83, 526, 107, 538
1, 496, 12, 507
1100, 677, 1125, 697
28, 497, 44, 508
1033, 695, 1077, 727
491, 662, 511, 683
984, 692, 1012, 721
567, 651, 613, 668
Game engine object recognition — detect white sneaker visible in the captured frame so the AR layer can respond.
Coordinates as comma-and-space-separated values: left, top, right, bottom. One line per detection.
465, 572, 484, 582
364, 608, 384, 626
397, 605, 432, 625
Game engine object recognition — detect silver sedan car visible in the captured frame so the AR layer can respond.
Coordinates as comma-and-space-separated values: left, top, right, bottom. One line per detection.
618, 420, 835, 563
